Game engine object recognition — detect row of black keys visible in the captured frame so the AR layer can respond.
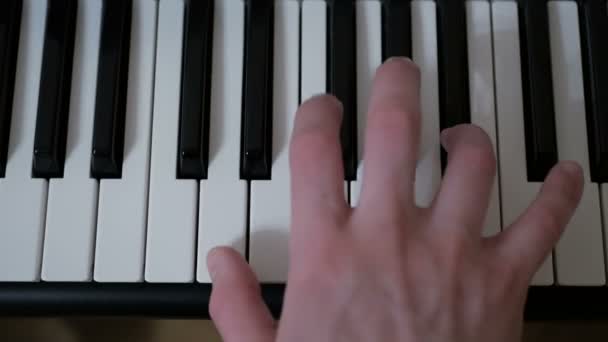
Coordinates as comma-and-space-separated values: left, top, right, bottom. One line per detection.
0, 0, 606, 182
0, 0, 132, 178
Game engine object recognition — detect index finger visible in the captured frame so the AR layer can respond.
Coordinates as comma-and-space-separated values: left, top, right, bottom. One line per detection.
289, 95, 349, 229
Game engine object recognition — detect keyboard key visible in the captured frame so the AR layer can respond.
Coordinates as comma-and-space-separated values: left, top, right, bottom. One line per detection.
249, 0, 299, 282
327, 0, 357, 181
90, 0, 132, 179
241, 0, 273, 180
412, 0, 441, 207
301, 1, 326, 101
579, 0, 608, 182
465, 0, 500, 236
177, 0, 214, 180
197, 0, 246, 283
549, 1, 605, 285
146, 0, 197, 283
94, 0, 156, 282
381, 0, 411, 59
492, 1, 553, 285
42, 0, 102, 281
0, 0, 23, 177
0, 0, 48, 281
351, 0, 381, 206
518, 0, 558, 182
32, 0, 78, 178
437, 0, 470, 169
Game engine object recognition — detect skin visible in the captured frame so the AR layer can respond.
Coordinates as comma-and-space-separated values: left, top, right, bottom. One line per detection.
205, 58, 584, 342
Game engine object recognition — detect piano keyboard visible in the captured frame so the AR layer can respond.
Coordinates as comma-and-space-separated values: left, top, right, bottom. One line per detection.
0, 0, 607, 319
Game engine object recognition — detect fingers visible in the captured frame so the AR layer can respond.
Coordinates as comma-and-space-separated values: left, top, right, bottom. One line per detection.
207, 247, 276, 342
359, 57, 421, 210
290, 95, 348, 224
496, 161, 584, 277
431, 124, 496, 236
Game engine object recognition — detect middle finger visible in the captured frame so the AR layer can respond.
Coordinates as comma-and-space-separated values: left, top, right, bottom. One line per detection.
359, 58, 421, 211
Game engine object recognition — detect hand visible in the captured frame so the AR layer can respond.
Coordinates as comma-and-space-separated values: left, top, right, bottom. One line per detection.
206, 58, 584, 342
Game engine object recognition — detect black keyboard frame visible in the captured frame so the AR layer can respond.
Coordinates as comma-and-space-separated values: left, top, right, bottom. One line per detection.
0, 283, 606, 320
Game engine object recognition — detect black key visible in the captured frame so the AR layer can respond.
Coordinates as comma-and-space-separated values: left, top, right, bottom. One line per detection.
579, 0, 608, 182
518, 0, 558, 182
240, 0, 273, 180
0, 0, 22, 178
177, 0, 214, 180
327, 0, 357, 181
90, 0, 132, 179
382, 0, 411, 60
32, 0, 78, 178
436, 0, 469, 169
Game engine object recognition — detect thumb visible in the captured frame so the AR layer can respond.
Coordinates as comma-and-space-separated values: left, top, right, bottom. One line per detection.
207, 247, 276, 342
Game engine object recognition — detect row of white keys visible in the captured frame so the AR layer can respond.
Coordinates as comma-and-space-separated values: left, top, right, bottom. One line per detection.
412, 0, 441, 208
41, 0, 101, 281
466, 0, 501, 237
492, 1, 553, 285
197, 0, 247, 283
249, 0, 299, 283
0, 0, 48, 281
94, 0, 157, 282
548, 1, 605, 285
146, 0, 198, 282
350, 0, 381, 206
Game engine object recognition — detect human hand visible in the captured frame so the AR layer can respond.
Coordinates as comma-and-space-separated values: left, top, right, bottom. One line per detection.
206, 58, 583, 342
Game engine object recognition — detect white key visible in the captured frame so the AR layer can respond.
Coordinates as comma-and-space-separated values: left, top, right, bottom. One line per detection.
196, 0, 246, 283
466, 0, 501, 236
350, 0, 381, 206
146, 0, 197, 282
41, 0, 102, 281
248, 1, 299, 282
94, 0, 157, 282
0, 0, 48, 281
412, 0, 441, 208
301, 1, 326, 102
492, 1, 553, 285
548, 1, 605, 285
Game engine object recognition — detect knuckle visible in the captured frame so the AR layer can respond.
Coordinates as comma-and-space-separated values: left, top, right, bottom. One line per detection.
290, 129, 338, 165
533, 205, 562, 234
555, 168, 584, 206
454, 142, 496, 175
369, 109, 420, 140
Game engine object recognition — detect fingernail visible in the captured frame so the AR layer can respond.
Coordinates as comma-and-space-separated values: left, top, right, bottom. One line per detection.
386, 56, 413, 64
309, 92, 329, 100
207, 249, 223, 282
440, 127, 455, 147
307, 93, 343, 111
560, 161, 583, 178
